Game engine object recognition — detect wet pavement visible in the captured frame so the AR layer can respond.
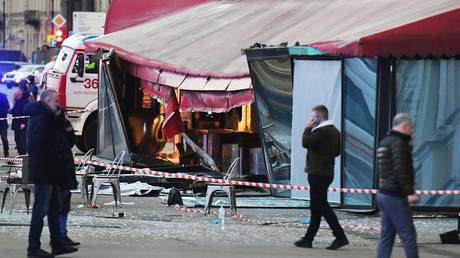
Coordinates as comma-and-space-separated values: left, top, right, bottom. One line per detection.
0, 192, 459, 258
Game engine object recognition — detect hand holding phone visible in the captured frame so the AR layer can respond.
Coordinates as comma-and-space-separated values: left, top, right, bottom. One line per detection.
313, 114, 321, 124
307, 113, 321, 128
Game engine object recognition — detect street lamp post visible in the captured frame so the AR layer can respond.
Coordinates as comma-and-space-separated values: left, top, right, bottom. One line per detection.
51, 0, 54, 33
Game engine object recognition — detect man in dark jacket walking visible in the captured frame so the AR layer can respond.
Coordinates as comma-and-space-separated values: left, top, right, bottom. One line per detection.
376, 113, 419, 258
0, 92, 9, 156
25, 89, 78, 258
295, 105, 348, 250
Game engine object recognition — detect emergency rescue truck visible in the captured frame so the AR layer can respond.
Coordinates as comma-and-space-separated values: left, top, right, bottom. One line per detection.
46, 34, 100, 152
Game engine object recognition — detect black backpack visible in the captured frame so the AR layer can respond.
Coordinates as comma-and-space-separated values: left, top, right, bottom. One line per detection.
167, 188, 183, 206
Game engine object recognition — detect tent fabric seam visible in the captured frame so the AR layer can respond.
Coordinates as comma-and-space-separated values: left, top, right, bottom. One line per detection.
86, 41, 250, 79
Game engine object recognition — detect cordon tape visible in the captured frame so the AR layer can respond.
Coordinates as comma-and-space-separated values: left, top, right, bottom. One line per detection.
1, 156, 459, 196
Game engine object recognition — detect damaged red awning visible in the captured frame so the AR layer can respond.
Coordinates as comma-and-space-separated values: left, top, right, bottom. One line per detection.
310, 7, 460, 57
180, 90, 254, 113
141, 80, 184, 138
139, 77, 253, 138
126, 61, 253, 112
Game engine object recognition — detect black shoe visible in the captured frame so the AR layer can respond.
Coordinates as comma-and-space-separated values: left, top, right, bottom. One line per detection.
326, 238, 349, 250
61, 236, 80, 246
27, 249, 55, 258
51, 246, 78, 256
294, 237, 313, 248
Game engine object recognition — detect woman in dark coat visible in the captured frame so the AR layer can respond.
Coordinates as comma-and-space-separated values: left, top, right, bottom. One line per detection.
10, 80, 30, 155
56, 108, 80, 246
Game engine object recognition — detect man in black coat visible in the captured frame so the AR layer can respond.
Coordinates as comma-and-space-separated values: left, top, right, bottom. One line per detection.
0, 92, 9, 156
27, 75, 39, 101
295, 105, 349, 250
10, 80, 30, 155
56, 109, 80, 246
25, 89, 78, 258
376, 113, 419, 258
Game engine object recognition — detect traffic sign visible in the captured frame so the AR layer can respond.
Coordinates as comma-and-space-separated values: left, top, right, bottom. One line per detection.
47, 34, 56, 45
73, 12, 106, 35
52, 14, 67, 28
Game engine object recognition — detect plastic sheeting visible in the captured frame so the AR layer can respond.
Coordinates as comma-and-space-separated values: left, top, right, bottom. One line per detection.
95, 182, 162, 196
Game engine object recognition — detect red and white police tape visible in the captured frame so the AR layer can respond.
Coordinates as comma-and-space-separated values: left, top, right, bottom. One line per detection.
1, 156, 459, 196
0, 157, 23, 163
174, 205, 381, 232
0, 109, 92, 121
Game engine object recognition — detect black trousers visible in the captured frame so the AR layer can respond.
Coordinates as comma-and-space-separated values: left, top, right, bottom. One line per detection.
305, 173, 346, 241
0, 128, 8, 156
14, 129, 27, 155
28, 184, 62, 252
61, 190, 71, 213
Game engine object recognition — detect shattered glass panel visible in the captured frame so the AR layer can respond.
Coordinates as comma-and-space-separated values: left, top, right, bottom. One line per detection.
342, 58, 377, 207
249, 58, 292, 197
97, 63, 130, 161
396, 59, 460, 207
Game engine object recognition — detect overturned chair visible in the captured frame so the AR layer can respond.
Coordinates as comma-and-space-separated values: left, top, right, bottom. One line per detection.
1, 155, 33, 214
204, 157, 240, 215
75, 149, 96, 205
89, 151, 125, 208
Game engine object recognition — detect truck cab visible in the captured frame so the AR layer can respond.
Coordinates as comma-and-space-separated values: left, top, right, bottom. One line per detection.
46, 34, 100, 152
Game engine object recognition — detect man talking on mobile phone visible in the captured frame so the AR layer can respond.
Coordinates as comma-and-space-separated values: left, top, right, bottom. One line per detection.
295, 105, 349, 250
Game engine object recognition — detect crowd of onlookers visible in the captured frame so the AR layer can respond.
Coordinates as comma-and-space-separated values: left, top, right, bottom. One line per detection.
0, 75, 39, 157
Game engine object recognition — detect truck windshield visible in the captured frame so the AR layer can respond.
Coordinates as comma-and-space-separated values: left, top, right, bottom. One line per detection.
17, 65, 35, 72
53, 47, 74, 73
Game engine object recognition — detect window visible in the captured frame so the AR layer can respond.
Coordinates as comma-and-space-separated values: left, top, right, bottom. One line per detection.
396, 59, 460, 207
17, 65, 35, 72
249, 58, 293, 197
342, 58, 377, 207
53, 47, 74, 74
34, 67, 44, 74
85, 54, 98, 74
72, 53, 84, 74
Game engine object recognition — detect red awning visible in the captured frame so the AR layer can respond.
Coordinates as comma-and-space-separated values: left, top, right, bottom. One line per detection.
310, 7, 460, 57
180, 90, 254, 113
141, 80, 184, 138
104, 0, 210, 34
88, 0, 460, 127
90, 0, 460, 80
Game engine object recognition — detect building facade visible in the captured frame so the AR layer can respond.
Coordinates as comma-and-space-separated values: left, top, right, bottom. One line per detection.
1, 0, 111, 60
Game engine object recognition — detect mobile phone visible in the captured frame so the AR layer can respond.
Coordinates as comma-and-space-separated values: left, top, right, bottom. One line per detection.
312, 113, 321, 124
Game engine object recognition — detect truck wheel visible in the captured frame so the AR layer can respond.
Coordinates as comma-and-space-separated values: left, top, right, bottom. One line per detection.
82, 118, 98, 153
75, 136, 86, 153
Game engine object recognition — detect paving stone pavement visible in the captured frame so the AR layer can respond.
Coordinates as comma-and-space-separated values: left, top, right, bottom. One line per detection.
0, 193, 459, 258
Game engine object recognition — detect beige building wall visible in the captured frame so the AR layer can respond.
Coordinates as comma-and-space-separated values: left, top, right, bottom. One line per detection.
2, 0, 110, 61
